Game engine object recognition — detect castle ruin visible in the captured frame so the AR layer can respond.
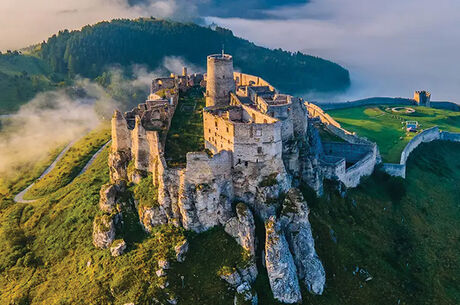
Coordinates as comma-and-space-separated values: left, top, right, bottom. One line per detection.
414, 90, 431, 107
99, 53, 383, 303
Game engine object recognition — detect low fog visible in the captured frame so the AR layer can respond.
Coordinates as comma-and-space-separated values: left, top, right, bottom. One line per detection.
207, 0, 460, 103
0, 57, 198, 176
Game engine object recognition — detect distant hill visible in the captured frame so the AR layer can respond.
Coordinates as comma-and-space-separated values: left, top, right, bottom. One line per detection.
0, 51, 59, 113
0, 18, 350, 113
36, 18, 350, 95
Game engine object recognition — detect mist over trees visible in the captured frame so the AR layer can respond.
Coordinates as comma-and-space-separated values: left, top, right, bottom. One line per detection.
37, 18, 350, 94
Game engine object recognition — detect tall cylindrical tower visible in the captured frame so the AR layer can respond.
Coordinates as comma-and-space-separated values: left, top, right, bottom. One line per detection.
206, 54, 235, 107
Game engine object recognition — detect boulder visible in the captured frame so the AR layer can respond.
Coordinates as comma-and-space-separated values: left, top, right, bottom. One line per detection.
138, 205, 168, 233
158, 259, 170, 270
280, 188, 326, 295
175, 240, 189, 262
99, 184, 118, 213
110, 239, 127, 257
265, 216, 302, 304
234, 282, 258, 305
108, 150, 130, 183
224, 203, 256, 256
219, 262, 258, 288
92, 214, 116, 249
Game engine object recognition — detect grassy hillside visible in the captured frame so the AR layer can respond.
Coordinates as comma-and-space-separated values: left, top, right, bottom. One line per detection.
0, 130, 250, 305
328, 105, 460, 162
24, 126, 111, 199
0, 52, 58, 114
37, 18, 350, 95
0, 124, 458, 304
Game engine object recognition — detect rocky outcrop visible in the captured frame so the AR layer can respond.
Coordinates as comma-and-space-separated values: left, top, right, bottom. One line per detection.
110, 239, 127, 257
92, 214, 116, 249
219, 262, 258, 305
219, 262, 258, 288
234, 282, 258, 305
177, 180, 233, 232
280, 189, 326, 295
224, 203, 256, 256
175, 240, 189, 262
265, 216, 302, 304
232, 164, 291, 220
138, 205, 168, 233
108, 151, 130, 183
99, 184, 118, 213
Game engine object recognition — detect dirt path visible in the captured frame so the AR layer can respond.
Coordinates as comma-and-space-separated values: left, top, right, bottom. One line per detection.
77, 140, 111, 176
14, 140, 111, 203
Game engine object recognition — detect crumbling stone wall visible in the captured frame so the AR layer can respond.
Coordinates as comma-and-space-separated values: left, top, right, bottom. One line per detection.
234, 72, 275, 92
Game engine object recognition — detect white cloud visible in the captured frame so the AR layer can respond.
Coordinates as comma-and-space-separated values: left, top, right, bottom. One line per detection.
206, 0, 460, 103
0, 0, 198, 51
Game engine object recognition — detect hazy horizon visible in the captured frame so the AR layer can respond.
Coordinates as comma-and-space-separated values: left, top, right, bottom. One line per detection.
1, 0, 459, 104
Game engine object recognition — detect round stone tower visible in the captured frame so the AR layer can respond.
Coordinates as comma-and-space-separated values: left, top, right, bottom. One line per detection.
206, 53, 235, 107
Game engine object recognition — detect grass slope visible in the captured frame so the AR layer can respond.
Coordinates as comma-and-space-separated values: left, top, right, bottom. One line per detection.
24, 126, 111, 199
328, 105, 460, 162
164, 87, 205, 167
0, 128, 249, 304
0, 119, 458, 304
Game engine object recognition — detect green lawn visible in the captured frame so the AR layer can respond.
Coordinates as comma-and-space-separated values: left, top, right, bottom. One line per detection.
164, 87, 205, 167
328, 105, 460, 162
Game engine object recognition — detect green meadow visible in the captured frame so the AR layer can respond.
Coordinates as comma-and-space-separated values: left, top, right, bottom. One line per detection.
328, 106, 460, 162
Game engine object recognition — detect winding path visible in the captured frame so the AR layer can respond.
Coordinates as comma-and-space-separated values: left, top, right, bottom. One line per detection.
14, 140, 111, 203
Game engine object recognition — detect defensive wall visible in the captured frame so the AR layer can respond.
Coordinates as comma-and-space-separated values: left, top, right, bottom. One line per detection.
234, 72, 276, 92
382, 127, 460, 178
320, 141, 378, 188
203, 105, 283, 166
305, 101, 381, 187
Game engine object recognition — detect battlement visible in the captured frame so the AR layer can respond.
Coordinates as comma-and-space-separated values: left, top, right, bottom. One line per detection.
414, 90, 431, 106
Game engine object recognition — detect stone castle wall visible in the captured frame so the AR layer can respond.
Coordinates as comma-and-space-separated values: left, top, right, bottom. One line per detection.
342, 150, 377, 187
440, 131, 460, 142
322, 142, 373, 163
400, 127, 440, 164
320, 141, 377, 187
234, 72, 276, 92
203, 106, 283, 166
382, 127, 460, 178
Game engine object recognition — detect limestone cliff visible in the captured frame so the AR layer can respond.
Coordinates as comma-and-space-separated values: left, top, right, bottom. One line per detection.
280, 189, 326, 295
224, 203, 257, 256
265, 216, 302, 304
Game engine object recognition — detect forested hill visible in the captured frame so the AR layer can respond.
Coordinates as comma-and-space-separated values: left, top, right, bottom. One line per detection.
36, 18, 350, 94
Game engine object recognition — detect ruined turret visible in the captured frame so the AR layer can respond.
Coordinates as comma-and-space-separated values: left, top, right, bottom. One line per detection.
205, 53, 235, 107
111, 110, 131, 153
131, 116, 150, 172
